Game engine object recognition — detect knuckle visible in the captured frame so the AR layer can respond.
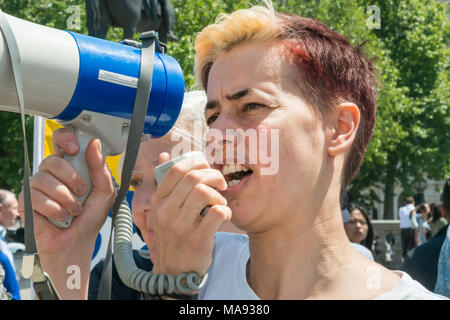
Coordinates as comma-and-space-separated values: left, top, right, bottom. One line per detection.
209, 205, 229, 220
167, 163, 185, 180
185, 170, 202, 185
193, 183, 210, 198
31, 172, 50, 189
38, 155, 61, 172
195, 157, 210, 168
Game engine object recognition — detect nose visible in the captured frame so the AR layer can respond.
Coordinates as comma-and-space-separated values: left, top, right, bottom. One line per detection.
132, 180, 155, 216
207, 113, 243, 164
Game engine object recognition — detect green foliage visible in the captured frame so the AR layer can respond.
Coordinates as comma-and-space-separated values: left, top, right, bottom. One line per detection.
0, 0, 448, 214
0, 113, 33, 193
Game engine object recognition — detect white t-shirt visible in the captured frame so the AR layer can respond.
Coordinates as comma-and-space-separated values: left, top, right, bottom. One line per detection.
199, 232, 447, 300
399, 204, 415, 229
351, 242, 374, 260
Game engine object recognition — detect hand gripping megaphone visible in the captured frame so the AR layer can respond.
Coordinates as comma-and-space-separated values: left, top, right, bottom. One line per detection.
0, 11, 184, 229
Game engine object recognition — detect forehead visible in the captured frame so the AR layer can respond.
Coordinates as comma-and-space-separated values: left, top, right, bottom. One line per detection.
2, 195, 17, 207
350, 209, 364, 219
136, 136, 174, 168
207, 41, 285, 98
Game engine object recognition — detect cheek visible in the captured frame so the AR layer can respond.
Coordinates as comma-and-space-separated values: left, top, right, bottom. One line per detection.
131, 197, 146, 229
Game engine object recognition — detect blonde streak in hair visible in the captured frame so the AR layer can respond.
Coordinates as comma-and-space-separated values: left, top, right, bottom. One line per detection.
194, 4, 278, 86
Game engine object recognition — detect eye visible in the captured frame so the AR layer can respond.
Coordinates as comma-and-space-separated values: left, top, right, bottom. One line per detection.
242, 103, 264, 112
206, 113, 219, 126
130, 178, 142, 189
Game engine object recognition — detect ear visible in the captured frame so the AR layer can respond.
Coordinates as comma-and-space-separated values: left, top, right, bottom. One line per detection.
327, 102, 360, 157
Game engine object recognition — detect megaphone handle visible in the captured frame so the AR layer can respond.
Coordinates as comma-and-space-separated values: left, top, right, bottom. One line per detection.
46, 129, 103, 229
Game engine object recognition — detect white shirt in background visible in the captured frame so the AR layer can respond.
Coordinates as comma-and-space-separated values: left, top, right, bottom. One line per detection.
399, 204, 415, 229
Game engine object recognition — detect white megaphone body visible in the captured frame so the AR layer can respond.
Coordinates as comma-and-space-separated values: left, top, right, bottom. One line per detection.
0, 11, 185, 228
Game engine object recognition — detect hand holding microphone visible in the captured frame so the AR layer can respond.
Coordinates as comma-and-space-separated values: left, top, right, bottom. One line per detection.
149, 152, 231, 281
17, 129, 115, 299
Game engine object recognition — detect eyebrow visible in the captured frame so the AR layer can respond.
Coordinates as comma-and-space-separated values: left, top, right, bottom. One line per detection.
205, 88, 252, 111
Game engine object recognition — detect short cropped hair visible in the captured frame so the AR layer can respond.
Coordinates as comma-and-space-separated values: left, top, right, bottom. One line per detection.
0, 190, 15, 207
141, 90, 207, 145
195, 1, 378, 191
405, 196, 415, 204
118, 91, 207, 176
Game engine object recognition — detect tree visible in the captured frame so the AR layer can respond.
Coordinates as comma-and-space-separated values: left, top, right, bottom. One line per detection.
0, 0, 448, 218
354, 0, 450, 218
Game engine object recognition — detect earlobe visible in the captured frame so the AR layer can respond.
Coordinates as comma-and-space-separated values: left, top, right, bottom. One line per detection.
327, 103, 360, 157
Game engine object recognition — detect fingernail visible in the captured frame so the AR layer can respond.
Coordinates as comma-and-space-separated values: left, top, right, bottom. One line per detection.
58, 209, 70, 222
77, 183, 88, 196
72, 205, 82, 216
67, 141, 77, 154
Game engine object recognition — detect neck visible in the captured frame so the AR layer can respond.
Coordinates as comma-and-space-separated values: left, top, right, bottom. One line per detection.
246, 202, 359, 299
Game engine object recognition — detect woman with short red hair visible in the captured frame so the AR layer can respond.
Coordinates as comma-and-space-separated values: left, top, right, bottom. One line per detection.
149, 1, 445, 299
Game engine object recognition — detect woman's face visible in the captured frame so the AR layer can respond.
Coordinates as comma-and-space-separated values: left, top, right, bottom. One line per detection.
131, 137, 173, 263
205, 41, 337, 232
344, 209, 369, 244
131, 135, 244, 262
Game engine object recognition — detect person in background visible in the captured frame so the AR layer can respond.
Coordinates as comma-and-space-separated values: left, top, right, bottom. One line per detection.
434, 178, 450, 297
0, 190, 21, 300
429, 204, 447, 238
342, 208, 374, 261
411, 203, 431, 246
0, 190, 19, 270
0, 263, 11, 300
399, 197, 416, 258
0, 250, 20, 300
401, 181, 449, 292
344, 206, 374, 254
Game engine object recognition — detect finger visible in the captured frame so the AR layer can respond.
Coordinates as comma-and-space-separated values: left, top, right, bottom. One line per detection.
170, 169, 227, 209
38, 155, 89, 198
84, 139, 114, 196
156, 156, 211, 199
52, 128, 80, 157
30, 172, 82, 217
29, 189, 70, 222
180, 184, 227, 224
198, 204, 232, 238
158, 152, 171, 165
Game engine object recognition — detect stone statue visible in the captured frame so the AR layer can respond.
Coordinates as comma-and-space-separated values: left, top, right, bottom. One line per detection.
86, 0, 178, 43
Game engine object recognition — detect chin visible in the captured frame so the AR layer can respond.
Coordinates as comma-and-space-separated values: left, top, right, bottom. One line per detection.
228, 203, 261, 232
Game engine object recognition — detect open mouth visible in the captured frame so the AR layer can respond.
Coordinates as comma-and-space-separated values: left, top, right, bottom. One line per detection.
221, 164, 253, 188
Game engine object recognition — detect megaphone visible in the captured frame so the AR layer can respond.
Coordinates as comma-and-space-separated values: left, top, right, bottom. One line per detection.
0, 11, 184, 228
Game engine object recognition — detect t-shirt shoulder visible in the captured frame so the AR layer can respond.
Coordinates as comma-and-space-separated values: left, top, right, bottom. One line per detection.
199, 232, 257, 300
214, 232, 249, 248
374, 271, 448, 300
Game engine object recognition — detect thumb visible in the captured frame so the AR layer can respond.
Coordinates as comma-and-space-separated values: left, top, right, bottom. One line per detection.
85, 139, 114, 195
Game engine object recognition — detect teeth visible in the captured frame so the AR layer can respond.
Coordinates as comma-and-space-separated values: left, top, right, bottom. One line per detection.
222, 164, 249, 176
227, 179, 240, 187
